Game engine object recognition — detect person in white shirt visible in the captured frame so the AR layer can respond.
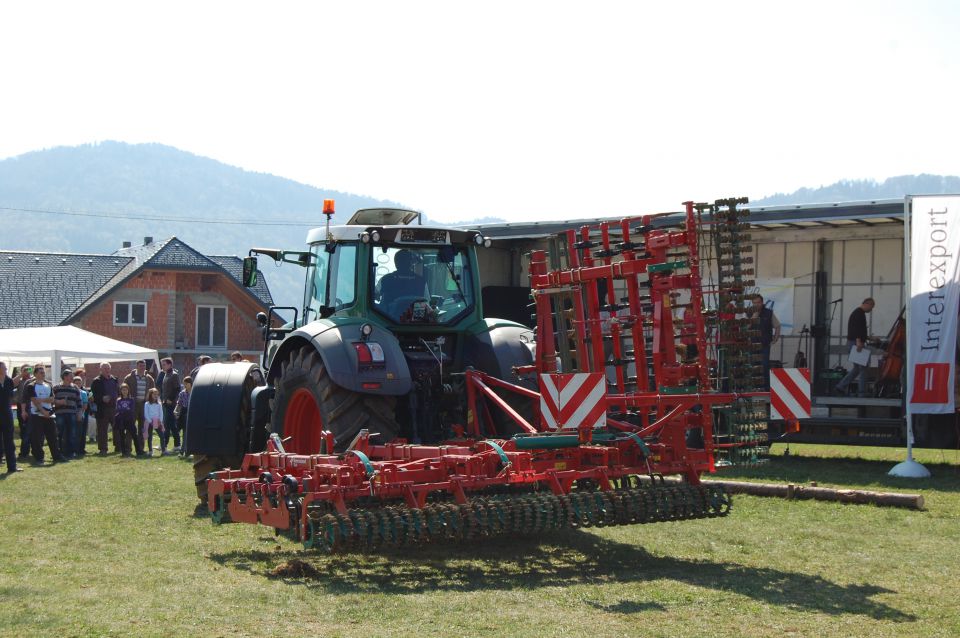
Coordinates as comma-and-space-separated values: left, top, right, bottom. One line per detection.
143, 388, 165, 456
24, 365, 66, 463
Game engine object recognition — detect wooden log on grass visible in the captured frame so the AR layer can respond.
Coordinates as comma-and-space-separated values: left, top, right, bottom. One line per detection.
702, 479, 924, 510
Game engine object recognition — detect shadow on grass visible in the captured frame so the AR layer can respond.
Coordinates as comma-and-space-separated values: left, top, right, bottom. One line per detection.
210, 531, 914, 622
722, 453, 960, 492
586, 599, 666, 614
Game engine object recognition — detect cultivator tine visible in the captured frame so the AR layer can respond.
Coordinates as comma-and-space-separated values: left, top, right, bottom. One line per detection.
300, 483, 730, 553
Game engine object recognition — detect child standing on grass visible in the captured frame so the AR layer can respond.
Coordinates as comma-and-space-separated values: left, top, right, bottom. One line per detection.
143, 388, 164, 456
115, 384, 144, 457
174, 377, 192, 457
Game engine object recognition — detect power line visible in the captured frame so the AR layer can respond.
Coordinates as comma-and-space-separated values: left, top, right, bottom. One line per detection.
0, 205, 322, 227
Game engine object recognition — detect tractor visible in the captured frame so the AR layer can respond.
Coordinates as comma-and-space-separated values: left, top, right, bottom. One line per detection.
186, 203, 534, 495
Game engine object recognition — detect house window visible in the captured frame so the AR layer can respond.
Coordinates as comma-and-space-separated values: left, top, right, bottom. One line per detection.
197, 305, 227, 349
114, 302, 147, 326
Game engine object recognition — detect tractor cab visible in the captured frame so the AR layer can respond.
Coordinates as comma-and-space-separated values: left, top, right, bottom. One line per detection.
299, 208, 489, 331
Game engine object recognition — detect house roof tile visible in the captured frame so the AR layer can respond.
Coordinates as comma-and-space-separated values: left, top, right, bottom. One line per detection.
0, 238, 274, 328
0, 252, 132, 328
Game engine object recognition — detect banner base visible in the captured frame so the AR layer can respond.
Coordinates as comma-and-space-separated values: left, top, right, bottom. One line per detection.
888, 459, 931, 479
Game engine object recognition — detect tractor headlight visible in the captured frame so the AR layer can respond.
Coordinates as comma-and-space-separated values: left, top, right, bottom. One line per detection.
361, 230, 382, 244
360, 323, 374, 339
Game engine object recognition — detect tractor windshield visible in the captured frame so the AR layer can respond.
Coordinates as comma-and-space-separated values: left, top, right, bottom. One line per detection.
371, 245, 475, 324
304, 243, 358, 321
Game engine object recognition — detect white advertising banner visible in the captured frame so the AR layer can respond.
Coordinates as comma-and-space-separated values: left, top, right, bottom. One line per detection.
907, 195, 960, 414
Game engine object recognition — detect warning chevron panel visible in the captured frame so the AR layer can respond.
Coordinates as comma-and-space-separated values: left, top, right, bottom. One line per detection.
770, 368, 811, 420
539, 372, 607, 430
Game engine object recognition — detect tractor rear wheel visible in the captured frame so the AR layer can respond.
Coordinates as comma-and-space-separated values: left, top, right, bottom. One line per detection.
270, 345, 399, 453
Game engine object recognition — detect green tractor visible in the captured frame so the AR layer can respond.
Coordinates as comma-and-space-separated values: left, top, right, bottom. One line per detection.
185, 206, 535, 494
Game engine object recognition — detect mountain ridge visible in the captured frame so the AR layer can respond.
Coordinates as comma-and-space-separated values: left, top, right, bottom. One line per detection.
752, 174, 960, 207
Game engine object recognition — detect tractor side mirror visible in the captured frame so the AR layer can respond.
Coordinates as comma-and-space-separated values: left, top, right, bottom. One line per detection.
242, 256, 258, 287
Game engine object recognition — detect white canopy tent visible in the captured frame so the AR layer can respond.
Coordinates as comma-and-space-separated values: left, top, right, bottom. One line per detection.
0, 326, 159, 380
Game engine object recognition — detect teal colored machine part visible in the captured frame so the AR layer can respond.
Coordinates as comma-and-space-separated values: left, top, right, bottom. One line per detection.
348, 450, 375, 477
481, 440, 511, 465
511, 434, 581, 449
623, 432, 651, 457
659, 385, 698, 395
647, 260, 688, 273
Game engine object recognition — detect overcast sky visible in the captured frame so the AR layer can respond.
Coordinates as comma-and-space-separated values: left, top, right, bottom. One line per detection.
1, 1, 957, 222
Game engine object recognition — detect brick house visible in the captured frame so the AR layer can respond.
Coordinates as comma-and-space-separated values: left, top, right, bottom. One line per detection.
0, 237, 273, 375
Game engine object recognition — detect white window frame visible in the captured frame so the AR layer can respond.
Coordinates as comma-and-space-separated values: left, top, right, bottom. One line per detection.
196, 304, 228, 349
113, 301, 147, 327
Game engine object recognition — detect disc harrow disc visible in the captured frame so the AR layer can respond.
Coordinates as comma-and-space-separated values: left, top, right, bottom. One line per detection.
296, 483, 731, 552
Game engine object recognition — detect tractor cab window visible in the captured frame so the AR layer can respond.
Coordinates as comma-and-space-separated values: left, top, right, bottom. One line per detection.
305, 243, 357, 321
372, 245, 474, 324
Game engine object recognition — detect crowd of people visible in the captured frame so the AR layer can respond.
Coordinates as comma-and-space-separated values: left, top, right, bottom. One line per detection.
0, 352, 247, 475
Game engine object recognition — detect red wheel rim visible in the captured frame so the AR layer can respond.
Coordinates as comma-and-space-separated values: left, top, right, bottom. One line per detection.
284, 388, 323, 453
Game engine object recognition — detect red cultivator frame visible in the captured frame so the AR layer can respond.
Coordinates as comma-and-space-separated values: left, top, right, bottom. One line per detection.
205, 202, 762, 551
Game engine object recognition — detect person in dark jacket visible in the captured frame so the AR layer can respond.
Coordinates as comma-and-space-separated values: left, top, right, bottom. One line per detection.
15, 365, 33, 460
122, 360, 155, 452
90, 363, 120, 455
114, 384, 145, 457
159, 358, 181, 452
836, 297, 875, 397
0, 362, 22, 473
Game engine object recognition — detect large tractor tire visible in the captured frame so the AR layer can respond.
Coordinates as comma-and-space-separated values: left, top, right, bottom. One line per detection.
271, 345, 400, 453
188, 363, 260, 507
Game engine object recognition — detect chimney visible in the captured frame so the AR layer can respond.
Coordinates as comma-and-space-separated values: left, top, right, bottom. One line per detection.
122, 241, 132, 248
144, 236, 153, 245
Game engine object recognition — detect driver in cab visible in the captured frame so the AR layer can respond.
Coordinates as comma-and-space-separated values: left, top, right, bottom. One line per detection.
378, 249, 432, 320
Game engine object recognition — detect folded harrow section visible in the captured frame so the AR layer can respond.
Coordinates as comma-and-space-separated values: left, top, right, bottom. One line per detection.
206, 436, 733, 552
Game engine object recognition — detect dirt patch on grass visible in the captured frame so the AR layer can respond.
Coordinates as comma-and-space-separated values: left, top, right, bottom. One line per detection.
268, 559, 323, 579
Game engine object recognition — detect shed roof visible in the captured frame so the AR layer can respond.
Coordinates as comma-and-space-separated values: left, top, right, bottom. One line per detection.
473, 198, 907, 240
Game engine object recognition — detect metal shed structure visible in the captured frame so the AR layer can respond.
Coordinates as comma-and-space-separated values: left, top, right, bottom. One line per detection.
471, 198, 937, 446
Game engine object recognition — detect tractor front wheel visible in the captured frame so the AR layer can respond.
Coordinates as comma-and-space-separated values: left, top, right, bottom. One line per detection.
270, 345, 399, 453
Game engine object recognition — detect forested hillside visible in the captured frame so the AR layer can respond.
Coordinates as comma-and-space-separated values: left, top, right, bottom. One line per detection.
753, 174, 960, 206
0, 142, 410, 307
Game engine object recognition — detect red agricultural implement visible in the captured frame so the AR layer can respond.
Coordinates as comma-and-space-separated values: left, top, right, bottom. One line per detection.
200, 198, 767, 551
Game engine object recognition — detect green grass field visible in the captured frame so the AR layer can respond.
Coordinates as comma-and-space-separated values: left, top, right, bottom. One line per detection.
1, 443, 958, 638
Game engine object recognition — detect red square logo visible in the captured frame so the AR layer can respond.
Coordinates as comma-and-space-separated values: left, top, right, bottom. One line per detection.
911, 363, 951, 404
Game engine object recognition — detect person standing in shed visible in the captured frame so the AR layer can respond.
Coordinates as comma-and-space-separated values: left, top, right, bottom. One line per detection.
836, 297, 875, 397
750, 294, 781, 390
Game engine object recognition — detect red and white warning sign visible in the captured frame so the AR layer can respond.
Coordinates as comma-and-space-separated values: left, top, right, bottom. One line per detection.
770, 368, 811, 420
539, 372, 607, 430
